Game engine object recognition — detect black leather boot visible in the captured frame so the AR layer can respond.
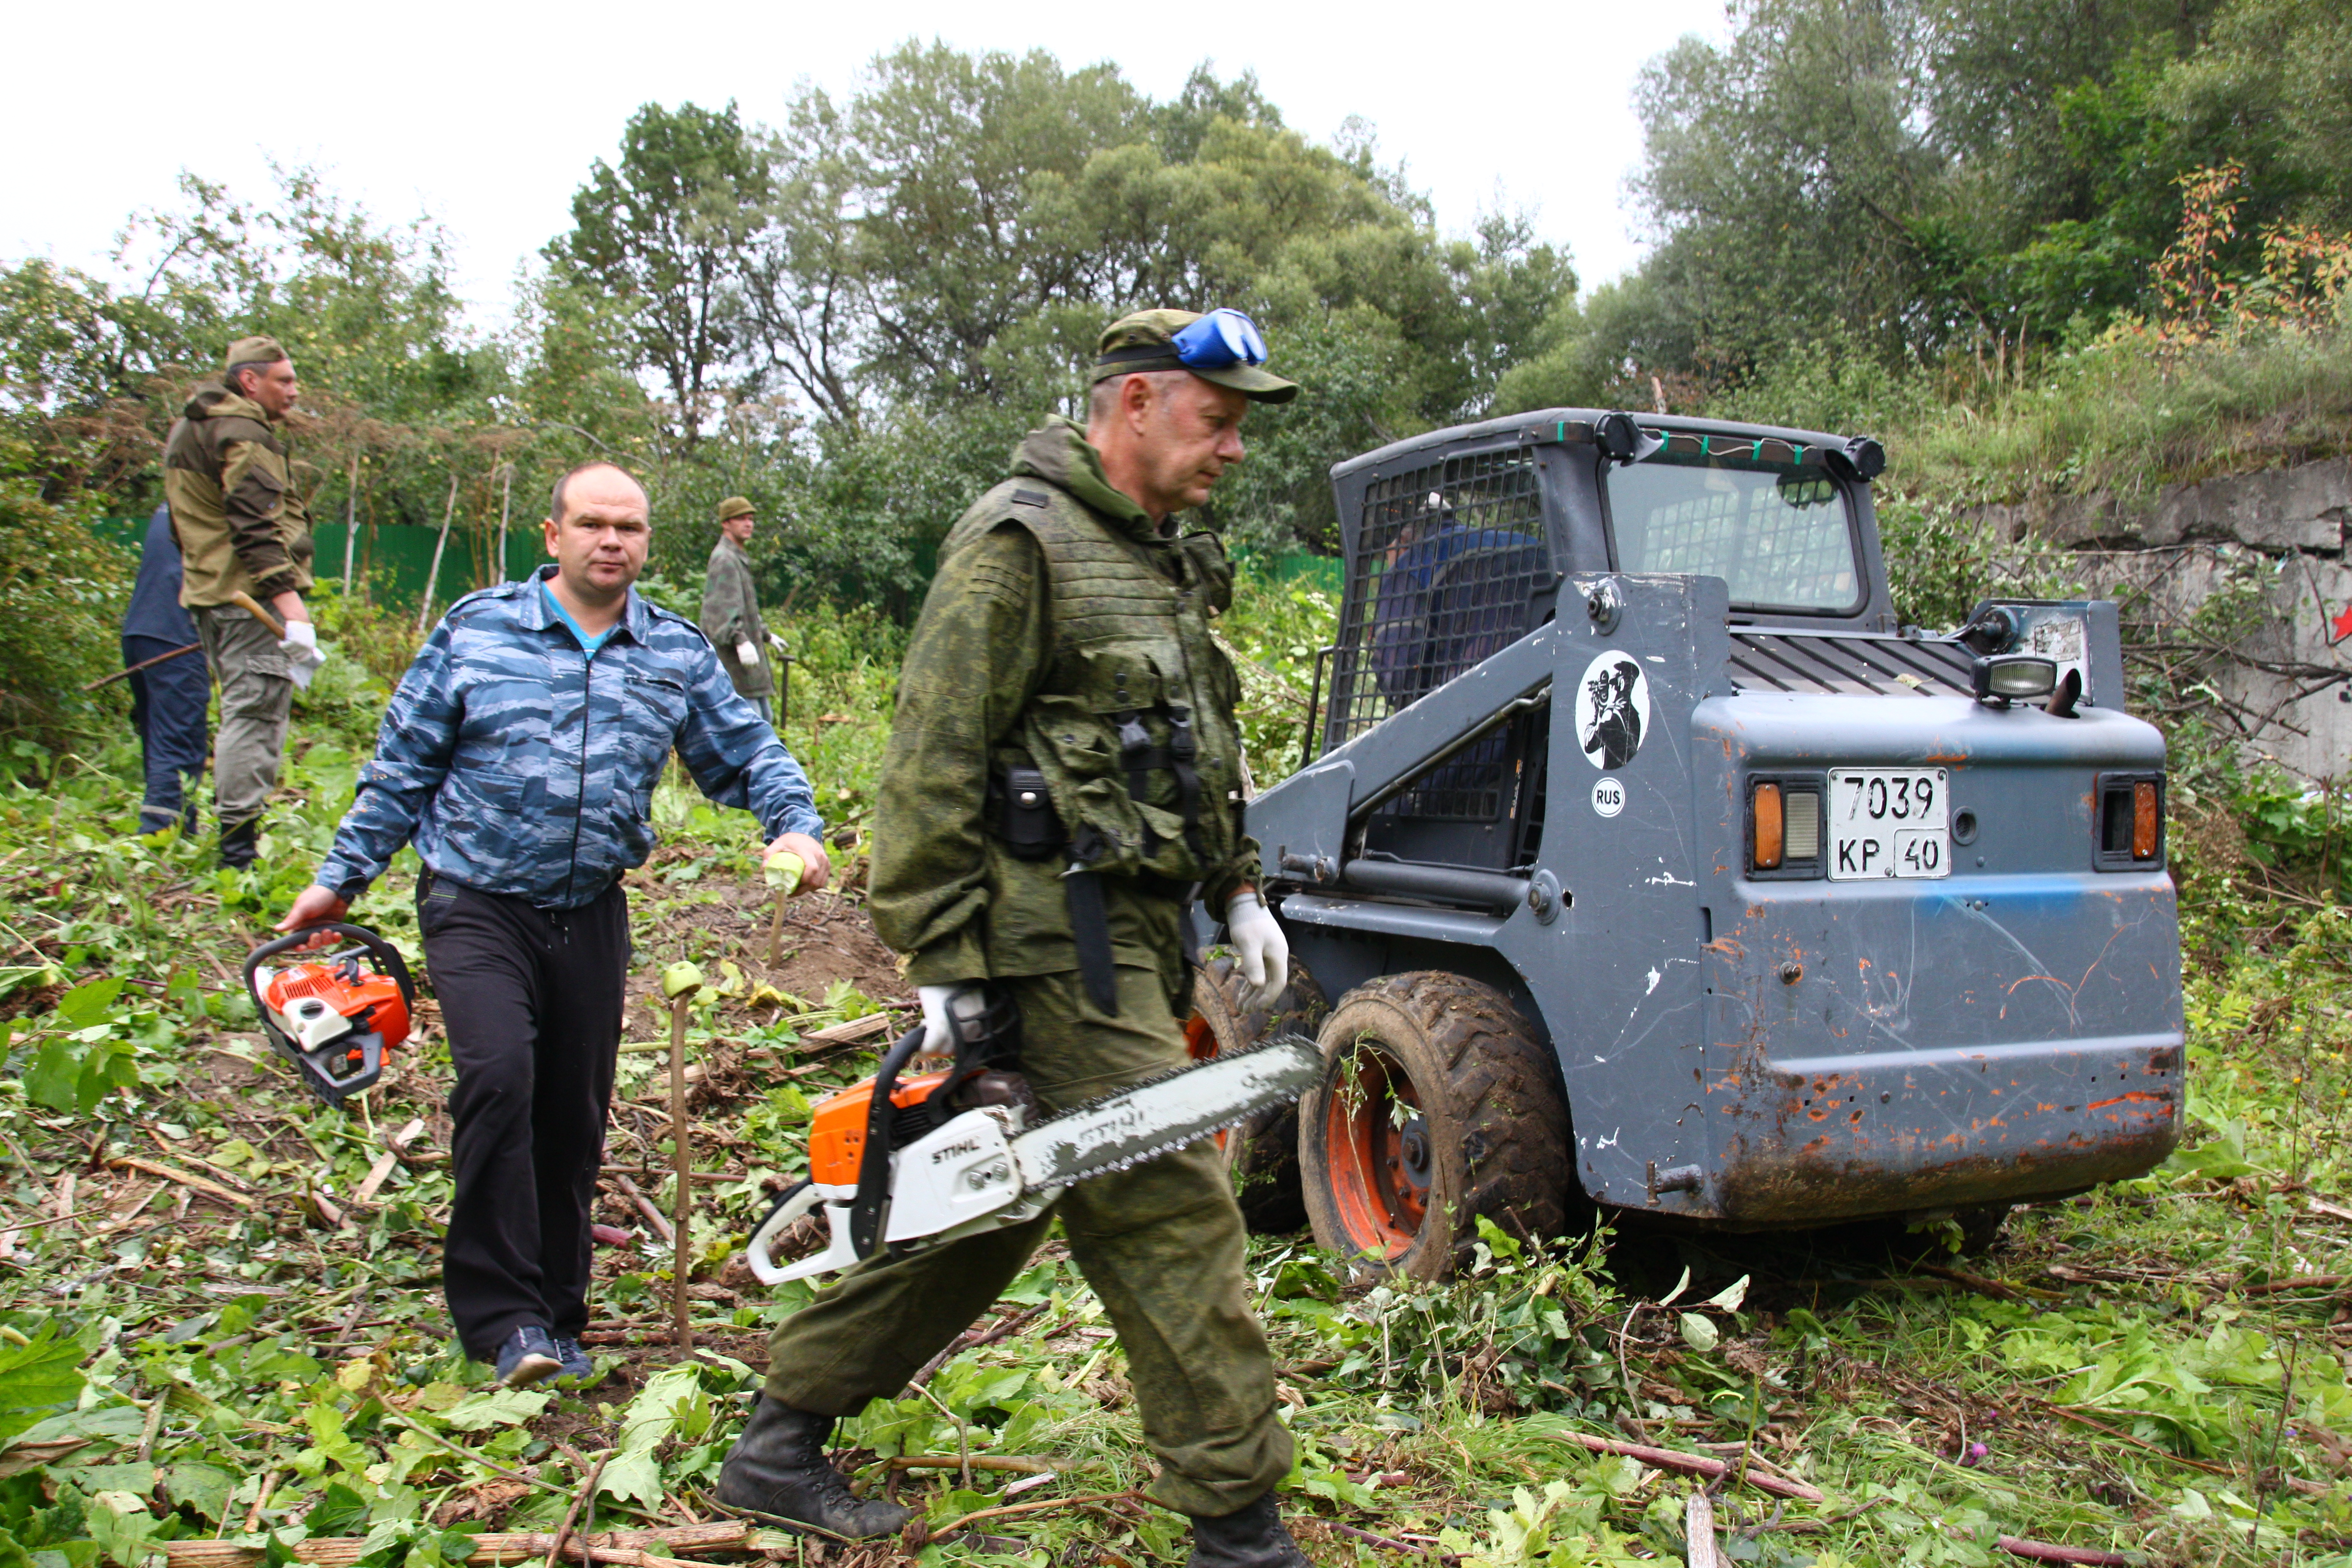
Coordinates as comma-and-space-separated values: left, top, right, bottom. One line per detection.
218, 818, 259, 871
715, 1397, 913, 1539
1187, 1492, 1310, 1568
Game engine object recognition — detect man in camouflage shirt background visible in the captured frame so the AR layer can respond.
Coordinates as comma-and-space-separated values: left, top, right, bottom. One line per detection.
719, 310, 1310, 1568
276, 461, 830, 1388
699, 495, 775, 720
161, 336, 319, 868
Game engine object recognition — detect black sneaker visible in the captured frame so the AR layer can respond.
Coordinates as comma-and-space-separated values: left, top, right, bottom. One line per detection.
551, 1337, 596, 1383
493, 1326, 562, 1388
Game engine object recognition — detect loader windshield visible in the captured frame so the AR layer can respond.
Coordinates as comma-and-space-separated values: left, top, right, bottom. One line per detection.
1606, 451, 1862, 614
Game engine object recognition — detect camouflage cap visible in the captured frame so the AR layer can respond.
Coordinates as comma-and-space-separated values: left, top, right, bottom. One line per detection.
1091, 309, 1297, 404
223, 335, 289, 372
715, 495, 755, 522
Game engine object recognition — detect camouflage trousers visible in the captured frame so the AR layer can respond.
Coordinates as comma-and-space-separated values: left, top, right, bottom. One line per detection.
759, 960, 1292, 1518
192, 603, 291, 829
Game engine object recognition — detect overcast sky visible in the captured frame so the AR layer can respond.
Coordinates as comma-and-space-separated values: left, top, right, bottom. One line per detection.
6, 0, 1728, 325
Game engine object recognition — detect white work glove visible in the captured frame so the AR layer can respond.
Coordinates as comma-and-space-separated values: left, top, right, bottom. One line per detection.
736, 640, 761, 669
766, 632, 789, 653
917, 983, 962, 1058
277, 620, 326, 691
1226, 892, 1290, 1014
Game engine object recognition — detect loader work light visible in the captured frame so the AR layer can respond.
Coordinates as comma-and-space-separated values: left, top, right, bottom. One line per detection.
1972, 654, 2058, 706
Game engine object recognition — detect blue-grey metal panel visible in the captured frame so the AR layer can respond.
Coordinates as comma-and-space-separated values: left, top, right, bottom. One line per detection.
1689, 691, 2183, 1223
1487, 574, 1732, 1211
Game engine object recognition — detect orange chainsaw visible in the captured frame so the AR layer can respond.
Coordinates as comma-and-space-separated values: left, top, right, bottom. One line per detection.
747, 986, 1320, 1283
243, 924, 415, 1106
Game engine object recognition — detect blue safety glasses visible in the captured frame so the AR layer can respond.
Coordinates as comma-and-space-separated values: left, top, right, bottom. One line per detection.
1171, 308, 1270, 370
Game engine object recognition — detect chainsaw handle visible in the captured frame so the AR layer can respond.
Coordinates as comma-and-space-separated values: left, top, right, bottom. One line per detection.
242, 923, 417, 1009
847, 1024, 927, 1260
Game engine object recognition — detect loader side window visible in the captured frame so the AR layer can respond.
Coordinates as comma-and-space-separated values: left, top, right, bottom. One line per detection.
1606, 453, 1862, 614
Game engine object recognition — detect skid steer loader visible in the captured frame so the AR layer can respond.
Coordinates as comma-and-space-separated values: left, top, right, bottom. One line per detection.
1183, 409, 2183, 1278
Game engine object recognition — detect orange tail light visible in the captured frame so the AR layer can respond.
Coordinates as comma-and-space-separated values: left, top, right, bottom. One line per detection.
1752, 783, 1785, 871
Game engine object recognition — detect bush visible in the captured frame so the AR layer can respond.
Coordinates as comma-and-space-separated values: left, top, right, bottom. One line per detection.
0, 441, 130, 748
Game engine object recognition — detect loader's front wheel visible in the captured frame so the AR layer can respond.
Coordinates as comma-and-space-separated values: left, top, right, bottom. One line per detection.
1300, 972, 1572, 1282
1184, 954, 1325, 1232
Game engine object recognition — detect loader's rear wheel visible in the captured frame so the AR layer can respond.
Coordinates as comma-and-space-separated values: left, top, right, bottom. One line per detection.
1183, 954, 1325, 1232
1301, 972, 1570, 1282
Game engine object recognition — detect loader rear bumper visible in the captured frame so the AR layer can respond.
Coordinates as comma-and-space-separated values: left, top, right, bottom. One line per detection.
1711, 1031, 2182, 1223
1701, 871, 2184, 1225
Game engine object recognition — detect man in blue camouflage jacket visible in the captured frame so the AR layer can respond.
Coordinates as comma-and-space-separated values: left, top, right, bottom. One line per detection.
278, 461, 829, 1387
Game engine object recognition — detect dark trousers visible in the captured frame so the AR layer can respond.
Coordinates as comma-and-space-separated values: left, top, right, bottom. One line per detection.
418, 871, 629, 1358
124, 634, 208, 834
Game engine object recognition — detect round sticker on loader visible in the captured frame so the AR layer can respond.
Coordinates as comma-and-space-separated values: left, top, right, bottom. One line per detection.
1591, 777, 1626, 818
1573, 651, 1650, 770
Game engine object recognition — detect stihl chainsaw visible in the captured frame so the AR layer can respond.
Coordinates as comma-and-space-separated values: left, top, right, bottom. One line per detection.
747, 987, 1319, 1283
243, 924, 415, 1106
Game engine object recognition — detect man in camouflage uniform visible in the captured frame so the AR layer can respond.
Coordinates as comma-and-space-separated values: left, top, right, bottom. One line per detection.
699, 495, 775, 720
278, 462, 830, 1389
162, 336, 316, 868
720, 311, 1309, 1568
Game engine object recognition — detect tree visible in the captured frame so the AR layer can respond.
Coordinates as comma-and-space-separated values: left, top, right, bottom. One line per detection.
551, 101, 771, 442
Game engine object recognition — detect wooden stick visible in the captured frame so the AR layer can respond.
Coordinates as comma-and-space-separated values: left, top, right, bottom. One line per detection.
610, 1173, 674, 1244
765, 891, 789, 969
240, 1470, 279, 1534
1995, 1538, 2130, 1567
2241, 1272, 2351, 1295
163, 1522, 750, 1568
1326, 1522, 1436, 1558
1685, 1489, 1726, 1568
229, 591, 286, 639
884, 1455, 1049, 1475
104, 1157, 254, 1209
1538, 1430, 1825, 1503
343, 452, 360, 593
546, 1452, 610, 1568
924, 1489, 1141, 1541
418, 472, 459, 633
668, 992, 694, 1351
351, 1148, 401, 1206
84, 642, 202, 692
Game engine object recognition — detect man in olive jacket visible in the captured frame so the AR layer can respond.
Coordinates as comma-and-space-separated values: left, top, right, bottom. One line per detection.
699, 496, 774, 720
720, 311, 1309, 1568
162, 336, 316, 868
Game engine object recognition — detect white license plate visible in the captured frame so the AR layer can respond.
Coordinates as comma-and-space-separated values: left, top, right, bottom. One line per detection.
1827, 768, 1950, 880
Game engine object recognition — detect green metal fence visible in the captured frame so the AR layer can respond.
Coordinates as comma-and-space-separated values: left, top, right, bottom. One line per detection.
98, 517, 546, 611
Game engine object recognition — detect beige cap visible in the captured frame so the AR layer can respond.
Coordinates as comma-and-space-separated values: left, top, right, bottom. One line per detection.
224, 335, 289, 372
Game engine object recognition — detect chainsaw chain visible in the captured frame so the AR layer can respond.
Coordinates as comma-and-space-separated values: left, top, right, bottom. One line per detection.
1018, 1034, 1319, 1188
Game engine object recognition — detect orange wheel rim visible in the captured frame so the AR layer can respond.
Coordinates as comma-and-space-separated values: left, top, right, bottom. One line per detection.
1323, 1044, 1429, 1260
1183, 1012, 1232, 1152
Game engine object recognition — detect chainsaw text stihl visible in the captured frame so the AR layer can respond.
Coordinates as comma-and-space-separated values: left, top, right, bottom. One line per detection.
243, 924, 415, 1106
747, 986, 1319, 1283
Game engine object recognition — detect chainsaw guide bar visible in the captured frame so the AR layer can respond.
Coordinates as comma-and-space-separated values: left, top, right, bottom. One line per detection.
746, 1033, 1322, 1284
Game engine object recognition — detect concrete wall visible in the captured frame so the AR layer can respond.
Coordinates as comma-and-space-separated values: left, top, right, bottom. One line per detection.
1970, 458, 2352, 781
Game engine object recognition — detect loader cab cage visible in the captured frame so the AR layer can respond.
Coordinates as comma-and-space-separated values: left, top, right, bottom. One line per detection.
1323, 446, 1552, 825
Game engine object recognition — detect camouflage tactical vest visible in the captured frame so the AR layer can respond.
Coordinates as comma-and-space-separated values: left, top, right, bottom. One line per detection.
945, 480, 1245, 885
